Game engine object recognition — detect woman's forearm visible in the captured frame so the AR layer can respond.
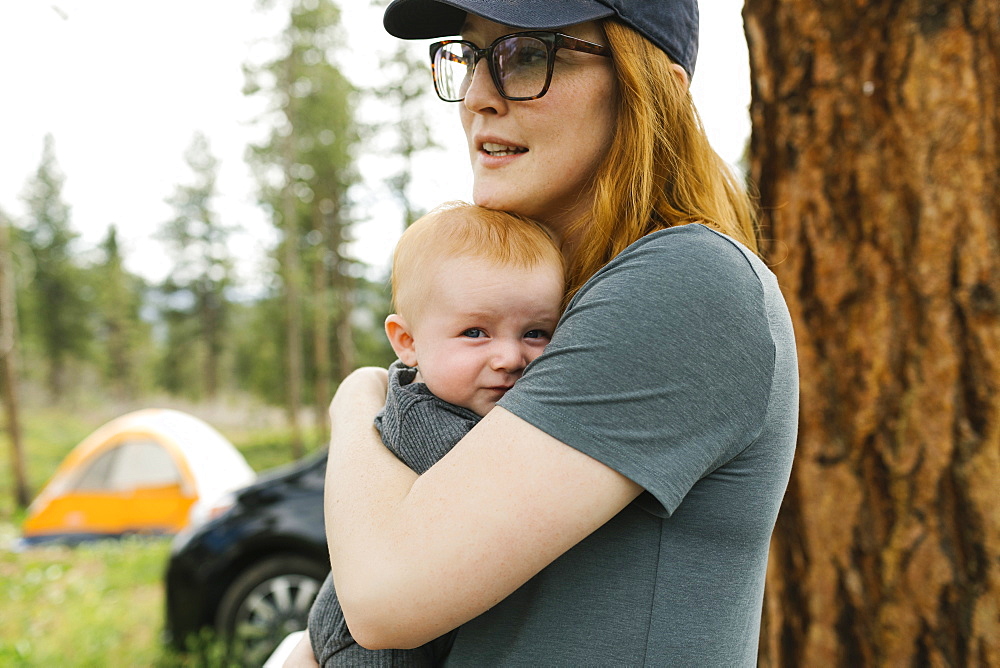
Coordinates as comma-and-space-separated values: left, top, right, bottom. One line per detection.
324, 369, 642, 649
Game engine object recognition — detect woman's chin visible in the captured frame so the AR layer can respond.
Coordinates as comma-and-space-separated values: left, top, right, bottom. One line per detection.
471, 189, 521, 215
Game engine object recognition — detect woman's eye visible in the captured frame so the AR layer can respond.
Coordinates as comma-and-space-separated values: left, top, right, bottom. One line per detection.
462, 328, 485, 338
516, 47, 547, 68
524, 329, 550, 340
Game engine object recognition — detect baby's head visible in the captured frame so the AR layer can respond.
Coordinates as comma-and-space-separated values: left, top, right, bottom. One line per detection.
385, 202, 565, 417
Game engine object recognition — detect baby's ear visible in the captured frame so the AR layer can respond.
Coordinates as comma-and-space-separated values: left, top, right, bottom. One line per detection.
385, 314, 418, 367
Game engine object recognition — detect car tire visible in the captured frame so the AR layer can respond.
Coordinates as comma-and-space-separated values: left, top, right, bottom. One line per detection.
215, 554, 329, 666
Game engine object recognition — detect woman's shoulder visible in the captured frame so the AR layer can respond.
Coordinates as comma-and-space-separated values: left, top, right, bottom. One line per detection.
625, 223, 763, 273
574, 223, 771, 307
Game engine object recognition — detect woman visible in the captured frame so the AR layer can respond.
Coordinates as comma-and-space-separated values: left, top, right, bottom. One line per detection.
289, 1, 798, 665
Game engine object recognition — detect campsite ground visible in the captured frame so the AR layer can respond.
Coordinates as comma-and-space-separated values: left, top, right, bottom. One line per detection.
0, 534, 172, 665
0, 397, 318, 666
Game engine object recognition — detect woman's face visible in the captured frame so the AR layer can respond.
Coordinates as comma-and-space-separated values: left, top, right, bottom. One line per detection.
459, 16, 618, 244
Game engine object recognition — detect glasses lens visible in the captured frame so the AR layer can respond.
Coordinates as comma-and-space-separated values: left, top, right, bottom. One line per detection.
433, 42, 474, 101
493, 35, 549, 99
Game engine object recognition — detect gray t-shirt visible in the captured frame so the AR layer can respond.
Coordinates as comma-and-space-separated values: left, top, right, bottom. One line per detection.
444, 224, 799, 667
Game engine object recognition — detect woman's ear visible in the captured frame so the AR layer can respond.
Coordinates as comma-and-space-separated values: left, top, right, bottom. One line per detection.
670, 63, 690, 90
385, 314, 418, 367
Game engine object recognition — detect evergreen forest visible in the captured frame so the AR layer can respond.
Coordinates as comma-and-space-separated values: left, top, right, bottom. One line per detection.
0, 0, 435, 490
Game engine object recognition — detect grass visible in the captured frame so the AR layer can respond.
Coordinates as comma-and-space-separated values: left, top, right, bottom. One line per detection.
0, 397, 320, 667
0, 537, 172, 666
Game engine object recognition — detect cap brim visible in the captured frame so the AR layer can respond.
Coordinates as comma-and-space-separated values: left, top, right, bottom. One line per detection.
383, 0, 615, 40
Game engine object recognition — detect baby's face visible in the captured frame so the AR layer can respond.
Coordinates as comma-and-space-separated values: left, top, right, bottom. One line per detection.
408, 255, 563, 416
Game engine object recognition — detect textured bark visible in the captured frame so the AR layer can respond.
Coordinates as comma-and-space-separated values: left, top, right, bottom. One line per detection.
0, 215, 29, 508
744, 1, 1000, 665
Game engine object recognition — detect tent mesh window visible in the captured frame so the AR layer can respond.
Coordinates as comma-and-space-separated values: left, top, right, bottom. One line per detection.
71, 440, 183, 492
73, 448, 120, 491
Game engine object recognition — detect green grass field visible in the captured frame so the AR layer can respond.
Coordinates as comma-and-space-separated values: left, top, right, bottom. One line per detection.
0, 398, 322, 667
0, 537, 173, 666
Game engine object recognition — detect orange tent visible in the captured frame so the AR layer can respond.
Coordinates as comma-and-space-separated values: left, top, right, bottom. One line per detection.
21, 409, 255, 545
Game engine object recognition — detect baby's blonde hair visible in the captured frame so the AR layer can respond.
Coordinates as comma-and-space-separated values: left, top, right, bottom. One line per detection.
392, 202, 564, 322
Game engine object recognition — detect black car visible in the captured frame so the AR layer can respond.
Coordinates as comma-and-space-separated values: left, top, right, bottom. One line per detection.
165, 449, 330, 665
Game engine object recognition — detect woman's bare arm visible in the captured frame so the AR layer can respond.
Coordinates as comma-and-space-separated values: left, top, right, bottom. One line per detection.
325, 367, 643, 650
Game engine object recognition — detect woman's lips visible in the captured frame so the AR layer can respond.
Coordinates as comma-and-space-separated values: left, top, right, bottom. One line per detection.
482, 141, 528, 157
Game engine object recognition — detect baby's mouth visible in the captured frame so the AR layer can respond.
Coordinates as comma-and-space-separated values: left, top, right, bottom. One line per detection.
482, 142, 528, 157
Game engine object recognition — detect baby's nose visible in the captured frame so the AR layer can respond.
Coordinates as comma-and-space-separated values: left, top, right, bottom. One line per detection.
491, 340, 528, 372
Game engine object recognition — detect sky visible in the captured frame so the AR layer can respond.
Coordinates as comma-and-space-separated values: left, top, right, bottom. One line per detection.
0, 0, 750, 286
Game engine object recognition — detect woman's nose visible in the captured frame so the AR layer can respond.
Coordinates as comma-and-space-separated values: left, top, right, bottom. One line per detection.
463, 60, 506, 115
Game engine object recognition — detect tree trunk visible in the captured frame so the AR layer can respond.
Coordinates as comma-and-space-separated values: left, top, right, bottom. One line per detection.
283, 154, 304, 459
312, 207, 332, 435
104, 264, 133, 400
107, 316, 131, 400
0, 215, 30, 508
212, 296, 224, 399
202, 289, 222, 399
336, 274, 356, 382
744, 2, 1000, 665
331, 223, 356, 385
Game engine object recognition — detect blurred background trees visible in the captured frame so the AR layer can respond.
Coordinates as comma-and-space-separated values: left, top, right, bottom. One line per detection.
1, 0, 425, 475
245, 0, 363, 455
19, 135, 93, 401
94, 225, 150, 400
745, 0, 999, 664
158, 132, 234, 401
0, 207, 28, 508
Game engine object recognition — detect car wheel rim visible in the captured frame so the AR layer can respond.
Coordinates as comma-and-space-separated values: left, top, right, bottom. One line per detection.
232, 574, 320, 664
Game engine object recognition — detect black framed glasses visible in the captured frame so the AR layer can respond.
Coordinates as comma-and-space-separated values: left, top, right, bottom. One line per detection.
429, 31, 611, 102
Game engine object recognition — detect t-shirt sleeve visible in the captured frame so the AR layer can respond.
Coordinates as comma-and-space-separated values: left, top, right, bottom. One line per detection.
498, 226, 775, 516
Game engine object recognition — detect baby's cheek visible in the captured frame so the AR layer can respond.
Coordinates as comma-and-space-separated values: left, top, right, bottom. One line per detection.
525, 345, 549, 365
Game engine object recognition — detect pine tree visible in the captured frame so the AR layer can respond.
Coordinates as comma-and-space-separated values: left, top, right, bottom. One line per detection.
373, 40, 438, 228
20, 135, 91, 399
158, 132, 235, 399
93, 225, 148, 399
245, 0, 360, 450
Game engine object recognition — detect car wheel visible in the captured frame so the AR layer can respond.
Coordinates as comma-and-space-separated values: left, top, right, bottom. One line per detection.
215, 554, 329, 666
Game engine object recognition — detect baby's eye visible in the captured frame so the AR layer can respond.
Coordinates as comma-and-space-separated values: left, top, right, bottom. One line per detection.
462, 328, 485, 338
523, 329, 551, 340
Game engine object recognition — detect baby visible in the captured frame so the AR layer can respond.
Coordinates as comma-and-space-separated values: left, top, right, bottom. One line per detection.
306, 202, 565, 666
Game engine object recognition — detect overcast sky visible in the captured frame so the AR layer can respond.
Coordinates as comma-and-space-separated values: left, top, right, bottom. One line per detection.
0, 0, 750, 286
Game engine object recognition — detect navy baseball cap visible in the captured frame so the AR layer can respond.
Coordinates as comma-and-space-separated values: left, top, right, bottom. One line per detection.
383, 0, 699, 78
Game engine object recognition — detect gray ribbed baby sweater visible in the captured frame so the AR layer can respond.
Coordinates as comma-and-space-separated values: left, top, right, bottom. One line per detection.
307, 361, 480, 666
